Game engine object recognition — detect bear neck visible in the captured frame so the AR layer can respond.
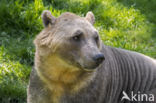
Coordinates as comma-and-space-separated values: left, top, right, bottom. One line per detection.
35, 53, 96, 103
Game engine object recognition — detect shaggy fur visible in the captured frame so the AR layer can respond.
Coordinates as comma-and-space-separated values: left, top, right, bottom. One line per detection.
27, 10, 156, 103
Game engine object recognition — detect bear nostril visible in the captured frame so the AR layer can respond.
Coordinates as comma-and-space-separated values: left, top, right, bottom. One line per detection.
93, 54, 105, 64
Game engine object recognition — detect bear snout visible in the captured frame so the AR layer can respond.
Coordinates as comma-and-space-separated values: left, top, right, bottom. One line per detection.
93, 54, 105, 65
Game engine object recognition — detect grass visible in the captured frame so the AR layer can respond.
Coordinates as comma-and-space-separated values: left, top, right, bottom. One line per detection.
0, 0, 155, 102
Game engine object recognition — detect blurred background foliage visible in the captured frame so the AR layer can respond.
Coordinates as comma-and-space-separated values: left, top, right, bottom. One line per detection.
0, 0, 155, 102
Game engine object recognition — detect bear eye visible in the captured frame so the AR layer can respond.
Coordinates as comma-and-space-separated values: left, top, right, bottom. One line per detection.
72, 35, 81, 41
72, 30, 83, 41
95, 35, 99, 43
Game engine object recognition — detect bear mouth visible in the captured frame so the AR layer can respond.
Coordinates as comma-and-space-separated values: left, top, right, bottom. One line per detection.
63, 59, 96, 71
58, 55, 98, 72
74, 62, 99, 72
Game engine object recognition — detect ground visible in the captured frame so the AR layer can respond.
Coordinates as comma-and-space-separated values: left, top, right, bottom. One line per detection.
0, 0, 155, 102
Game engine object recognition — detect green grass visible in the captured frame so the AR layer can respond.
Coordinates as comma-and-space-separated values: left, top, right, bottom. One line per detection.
0, 0, 155, 102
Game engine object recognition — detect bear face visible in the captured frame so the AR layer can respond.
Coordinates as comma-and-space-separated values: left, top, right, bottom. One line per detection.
34, 11, 104, 72
32, 11, 106, 103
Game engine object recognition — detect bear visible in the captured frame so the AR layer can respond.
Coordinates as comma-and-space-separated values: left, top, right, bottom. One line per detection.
27, 10, 156, 103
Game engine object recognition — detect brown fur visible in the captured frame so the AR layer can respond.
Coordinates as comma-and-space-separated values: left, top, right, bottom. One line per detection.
35, 53, 94, 103
28, 10, 156, 103
33, 11, 97, 103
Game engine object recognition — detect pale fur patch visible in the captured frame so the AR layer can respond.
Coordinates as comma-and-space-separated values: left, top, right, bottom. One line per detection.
35, 54, 95, 103
33, 11, 100, 103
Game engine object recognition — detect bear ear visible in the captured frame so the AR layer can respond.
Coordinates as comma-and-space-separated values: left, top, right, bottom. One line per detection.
85, 11, 95, 25
42, 10, 56, 27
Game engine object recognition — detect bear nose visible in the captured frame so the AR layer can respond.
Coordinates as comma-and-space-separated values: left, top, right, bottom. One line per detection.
93, 54, 105, 64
